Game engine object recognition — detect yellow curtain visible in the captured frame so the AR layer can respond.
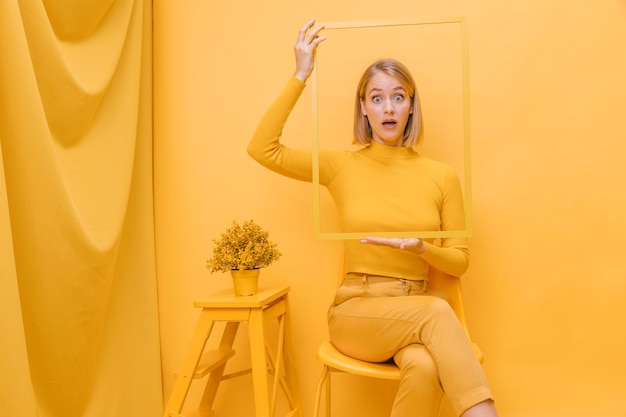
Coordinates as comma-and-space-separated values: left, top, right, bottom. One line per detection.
0, 1, 162, 416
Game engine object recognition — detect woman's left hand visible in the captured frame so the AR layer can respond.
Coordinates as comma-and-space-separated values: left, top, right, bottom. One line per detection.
360, 237, 426, 254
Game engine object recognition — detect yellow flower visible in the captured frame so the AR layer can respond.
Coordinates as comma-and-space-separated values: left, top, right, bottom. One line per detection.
206, 220, 282, 273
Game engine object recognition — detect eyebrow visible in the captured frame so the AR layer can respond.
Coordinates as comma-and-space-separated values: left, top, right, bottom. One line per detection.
367, 86, 406, 95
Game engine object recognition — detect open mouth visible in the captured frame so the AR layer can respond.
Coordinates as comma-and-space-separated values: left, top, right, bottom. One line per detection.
382, 121, 397, 129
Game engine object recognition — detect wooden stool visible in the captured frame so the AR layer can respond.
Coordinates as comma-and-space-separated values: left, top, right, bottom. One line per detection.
163, 286, 302, 417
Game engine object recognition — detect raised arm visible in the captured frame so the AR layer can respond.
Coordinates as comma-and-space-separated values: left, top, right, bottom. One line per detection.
247, 20, 327, 181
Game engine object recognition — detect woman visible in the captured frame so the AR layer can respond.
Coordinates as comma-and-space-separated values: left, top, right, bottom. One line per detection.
248, 19, 498, 417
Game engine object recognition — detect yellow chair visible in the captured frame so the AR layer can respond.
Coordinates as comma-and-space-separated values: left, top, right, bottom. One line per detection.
312, 266, 483, 417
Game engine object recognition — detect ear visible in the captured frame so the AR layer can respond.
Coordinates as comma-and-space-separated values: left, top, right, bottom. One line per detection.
360, 98, 367, 116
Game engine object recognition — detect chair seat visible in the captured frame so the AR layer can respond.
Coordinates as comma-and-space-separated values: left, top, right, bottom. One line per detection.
316, 340, 401, 380
317, 338, 483, 381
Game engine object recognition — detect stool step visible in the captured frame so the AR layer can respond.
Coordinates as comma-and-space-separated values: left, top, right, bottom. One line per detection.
174, 348, 236, 379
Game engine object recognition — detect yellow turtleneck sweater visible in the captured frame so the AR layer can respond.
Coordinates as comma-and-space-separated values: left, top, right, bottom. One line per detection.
248, 77, 469, 281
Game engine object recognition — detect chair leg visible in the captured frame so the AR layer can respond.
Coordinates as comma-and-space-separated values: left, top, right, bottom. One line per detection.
324, 369, 331, 417
313, 366, 331, 417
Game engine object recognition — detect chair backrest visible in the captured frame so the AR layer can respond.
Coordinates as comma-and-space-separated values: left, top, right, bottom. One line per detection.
427, 267, 471, 336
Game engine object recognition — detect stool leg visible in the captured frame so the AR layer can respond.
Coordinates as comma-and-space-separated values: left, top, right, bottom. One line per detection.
249, 308, 271, 417
163, 310, 215, 417
263, 323, 298, 414
282, 293, 303, 417
198, 321, 240, 414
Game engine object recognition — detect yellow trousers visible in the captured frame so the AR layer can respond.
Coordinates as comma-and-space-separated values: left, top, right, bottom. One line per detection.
327, 274, 493, 417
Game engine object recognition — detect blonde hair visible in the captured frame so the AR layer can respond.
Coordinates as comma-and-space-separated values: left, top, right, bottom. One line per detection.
353, 59, 423, 147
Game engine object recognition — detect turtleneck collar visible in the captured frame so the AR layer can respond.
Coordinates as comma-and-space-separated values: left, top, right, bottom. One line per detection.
364, 141, 420, 159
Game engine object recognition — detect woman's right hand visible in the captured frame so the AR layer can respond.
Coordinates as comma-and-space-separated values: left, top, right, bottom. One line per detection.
293, 19, 326, 82
360, 237, 427, 255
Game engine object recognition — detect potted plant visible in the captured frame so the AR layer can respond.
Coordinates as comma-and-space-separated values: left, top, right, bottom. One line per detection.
206, 219, 282, 296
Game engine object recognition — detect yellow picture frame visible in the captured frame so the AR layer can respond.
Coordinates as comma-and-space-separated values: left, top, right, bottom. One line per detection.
310, 16, 472, 240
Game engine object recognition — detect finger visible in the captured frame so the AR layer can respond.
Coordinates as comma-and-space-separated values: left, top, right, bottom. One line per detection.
311, 34, 327, 48
360, 237, 383, 245
307, 22, 325, 41
298, 18, 316, 41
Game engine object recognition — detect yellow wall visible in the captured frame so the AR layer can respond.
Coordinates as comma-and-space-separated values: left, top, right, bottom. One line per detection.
154, 1, 626, 416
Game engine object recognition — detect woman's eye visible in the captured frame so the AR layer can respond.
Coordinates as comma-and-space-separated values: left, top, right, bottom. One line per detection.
394, 94, 404, 102
372, 96, 382, 103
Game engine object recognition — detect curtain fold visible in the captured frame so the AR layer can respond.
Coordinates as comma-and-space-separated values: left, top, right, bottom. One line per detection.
0, 1, 162, 416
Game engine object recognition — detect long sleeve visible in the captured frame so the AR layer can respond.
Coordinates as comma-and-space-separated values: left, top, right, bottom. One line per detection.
420, 243, 469, 278
420, 166, 469, 277
247, 76, 314, 182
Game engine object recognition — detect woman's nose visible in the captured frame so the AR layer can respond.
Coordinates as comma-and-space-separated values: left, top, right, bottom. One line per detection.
384, 99, 394, 113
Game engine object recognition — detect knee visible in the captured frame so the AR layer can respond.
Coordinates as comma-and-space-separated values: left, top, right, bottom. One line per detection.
426, 296, 456, 322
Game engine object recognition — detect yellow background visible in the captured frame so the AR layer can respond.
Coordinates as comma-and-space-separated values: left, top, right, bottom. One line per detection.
154, 1, 626, 416
2, 0, 626, 417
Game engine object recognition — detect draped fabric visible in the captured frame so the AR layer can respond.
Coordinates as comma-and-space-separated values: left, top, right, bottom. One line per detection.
0, 1, 162, 416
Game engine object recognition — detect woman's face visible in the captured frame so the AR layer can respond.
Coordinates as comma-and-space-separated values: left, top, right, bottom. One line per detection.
360, 72, 413, 147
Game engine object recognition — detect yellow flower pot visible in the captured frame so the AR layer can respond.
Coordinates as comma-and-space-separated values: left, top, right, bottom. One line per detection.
230, 269, 260, 296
